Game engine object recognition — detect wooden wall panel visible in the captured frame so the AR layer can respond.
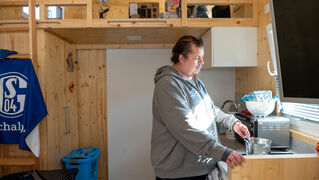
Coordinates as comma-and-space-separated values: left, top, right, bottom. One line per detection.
0, 31, 34, 176
0, 31, 29, 54
0, 7, 24, 20
77, 49, 107, 180
42, 31, 79, 169
229, 155, 319, 180
64, 6, 87, 19
37, 29, 48, 170
236, 0, 276, 94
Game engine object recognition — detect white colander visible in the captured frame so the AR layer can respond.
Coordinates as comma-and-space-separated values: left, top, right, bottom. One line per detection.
245, 100, 276, 117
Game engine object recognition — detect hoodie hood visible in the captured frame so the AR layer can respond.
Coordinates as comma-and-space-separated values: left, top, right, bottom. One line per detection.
154, 65, 201, 90
154, 65, 185, 84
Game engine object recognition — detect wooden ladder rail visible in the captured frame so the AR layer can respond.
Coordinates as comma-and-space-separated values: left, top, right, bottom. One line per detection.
0, 0, 38, 171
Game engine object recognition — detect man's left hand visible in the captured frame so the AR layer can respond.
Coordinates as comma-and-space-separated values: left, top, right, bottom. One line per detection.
233, 121, 250, 139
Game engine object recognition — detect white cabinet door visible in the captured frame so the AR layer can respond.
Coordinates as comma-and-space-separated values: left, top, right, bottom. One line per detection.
202, 27, 257, 68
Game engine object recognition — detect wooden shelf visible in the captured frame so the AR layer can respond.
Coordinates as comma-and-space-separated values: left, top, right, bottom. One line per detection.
6, 54, 30, 59
0, 158, 36, 166
0, 0, 258, 44
47, 26, 209, 44
0, 0, 86, 6
187, 0, 253, 5
0, 0, 28, 6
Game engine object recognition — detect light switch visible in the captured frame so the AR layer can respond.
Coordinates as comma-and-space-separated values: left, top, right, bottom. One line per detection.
264, 2, 270, 14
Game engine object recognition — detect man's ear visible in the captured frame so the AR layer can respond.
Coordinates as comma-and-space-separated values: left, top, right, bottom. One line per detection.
179, 54, 185, 63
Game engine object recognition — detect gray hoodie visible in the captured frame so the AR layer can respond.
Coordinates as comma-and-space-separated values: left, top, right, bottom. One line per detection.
151, 65, 238, 178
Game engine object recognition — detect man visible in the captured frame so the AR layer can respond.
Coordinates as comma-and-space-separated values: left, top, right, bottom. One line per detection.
151, 36, 250, 180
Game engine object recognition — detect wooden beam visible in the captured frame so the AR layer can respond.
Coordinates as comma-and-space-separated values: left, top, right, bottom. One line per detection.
6, 54, 31, 59
0, 20, 29, 25
39, 4, 46, 21
75, 43, 175, 50
187, 18, 257, 27
37, 0, 87, 5
187, 0, 253, 5
290, 129, 319, 146
0, 27, 29, 31
0, 158, 36, 166
87, 0, 92, 27
29, 0, 38, 73
37, 19, 86, 28
0, 20, 29, 31
0, 0, 28, 6
181, 0, 188, 26
252, 0, 258, 26
0, 0, 86, 6
93, 19, 182, 28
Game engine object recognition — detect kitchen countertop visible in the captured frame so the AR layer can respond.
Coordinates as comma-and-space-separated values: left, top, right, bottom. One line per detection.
219, 133, 297, 155
219, 133, 246, 154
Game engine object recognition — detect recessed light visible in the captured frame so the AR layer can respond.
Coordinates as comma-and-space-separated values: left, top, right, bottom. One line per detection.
126, 35, 142, 40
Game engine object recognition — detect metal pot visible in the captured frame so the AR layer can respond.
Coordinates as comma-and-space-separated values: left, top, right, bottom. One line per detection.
245, 137, 272, 155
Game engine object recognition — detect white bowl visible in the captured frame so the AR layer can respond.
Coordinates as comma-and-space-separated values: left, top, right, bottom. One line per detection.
245, 101, 275, 117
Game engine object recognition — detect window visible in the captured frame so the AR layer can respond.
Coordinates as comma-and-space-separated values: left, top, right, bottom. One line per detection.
47, 6, 63, 19
22, 6, 40, 20
22, 6, 64, 20
275, 76, 319, 123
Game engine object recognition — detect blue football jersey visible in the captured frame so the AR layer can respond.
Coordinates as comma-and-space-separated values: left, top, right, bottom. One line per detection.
0, 59, 47, 150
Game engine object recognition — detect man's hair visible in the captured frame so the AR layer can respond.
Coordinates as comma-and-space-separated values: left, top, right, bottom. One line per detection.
171, 35, 203, 64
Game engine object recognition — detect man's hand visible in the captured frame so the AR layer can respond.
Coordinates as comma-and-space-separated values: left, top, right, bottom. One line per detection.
233, 121, 250, 139
226, 151, 246, 169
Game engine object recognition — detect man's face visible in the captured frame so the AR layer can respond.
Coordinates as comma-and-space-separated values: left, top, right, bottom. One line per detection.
179, 45, 204, 79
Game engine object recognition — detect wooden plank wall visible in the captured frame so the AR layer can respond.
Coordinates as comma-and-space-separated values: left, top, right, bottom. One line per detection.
76, 50, 107, 180
236, 0, 276, 94
0, 7, 24, 20
39, 31, 79, 170
0, 30, 79, 175
64, 6, 87, 19
0, 31, 34, 176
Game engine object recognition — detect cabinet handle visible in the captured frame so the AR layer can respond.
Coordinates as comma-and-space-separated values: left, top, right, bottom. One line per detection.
63, 106, 70, 135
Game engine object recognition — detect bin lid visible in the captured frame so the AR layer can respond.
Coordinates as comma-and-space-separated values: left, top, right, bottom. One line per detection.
62, 147, 100, 163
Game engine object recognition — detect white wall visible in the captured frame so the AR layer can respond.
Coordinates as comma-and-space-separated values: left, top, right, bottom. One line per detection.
107, 49, 235, 180
200, 68, 236, 107
107, 49, 171, 180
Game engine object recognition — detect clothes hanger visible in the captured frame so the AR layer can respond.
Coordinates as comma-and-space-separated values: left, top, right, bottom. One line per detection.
0, 53, 30, 59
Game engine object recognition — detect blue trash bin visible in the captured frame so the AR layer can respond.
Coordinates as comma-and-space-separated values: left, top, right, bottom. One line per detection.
62, 147, 100, 180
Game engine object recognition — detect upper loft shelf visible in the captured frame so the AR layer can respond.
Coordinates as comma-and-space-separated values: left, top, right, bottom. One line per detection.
0, 0, 257, 28
48, 26, 209, 45
0, 0, 257, 45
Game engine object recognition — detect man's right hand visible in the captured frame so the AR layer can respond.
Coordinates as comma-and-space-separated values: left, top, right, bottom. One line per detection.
225, 151, 246, 169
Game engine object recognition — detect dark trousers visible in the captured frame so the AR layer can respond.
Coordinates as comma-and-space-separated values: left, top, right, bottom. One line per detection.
156, 174, 208, 180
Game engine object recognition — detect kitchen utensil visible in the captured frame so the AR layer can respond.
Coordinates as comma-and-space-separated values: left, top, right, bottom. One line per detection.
245, 100, 275, 117
225, 129, 236, 139
245, 137, 272, 155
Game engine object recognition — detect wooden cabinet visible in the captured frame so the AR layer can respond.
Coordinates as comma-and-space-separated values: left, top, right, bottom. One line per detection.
202, 27, 257, 68
229, 154, 319, 180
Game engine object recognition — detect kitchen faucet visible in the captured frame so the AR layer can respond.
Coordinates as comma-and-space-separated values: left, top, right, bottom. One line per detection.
221, 100, 238, 112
